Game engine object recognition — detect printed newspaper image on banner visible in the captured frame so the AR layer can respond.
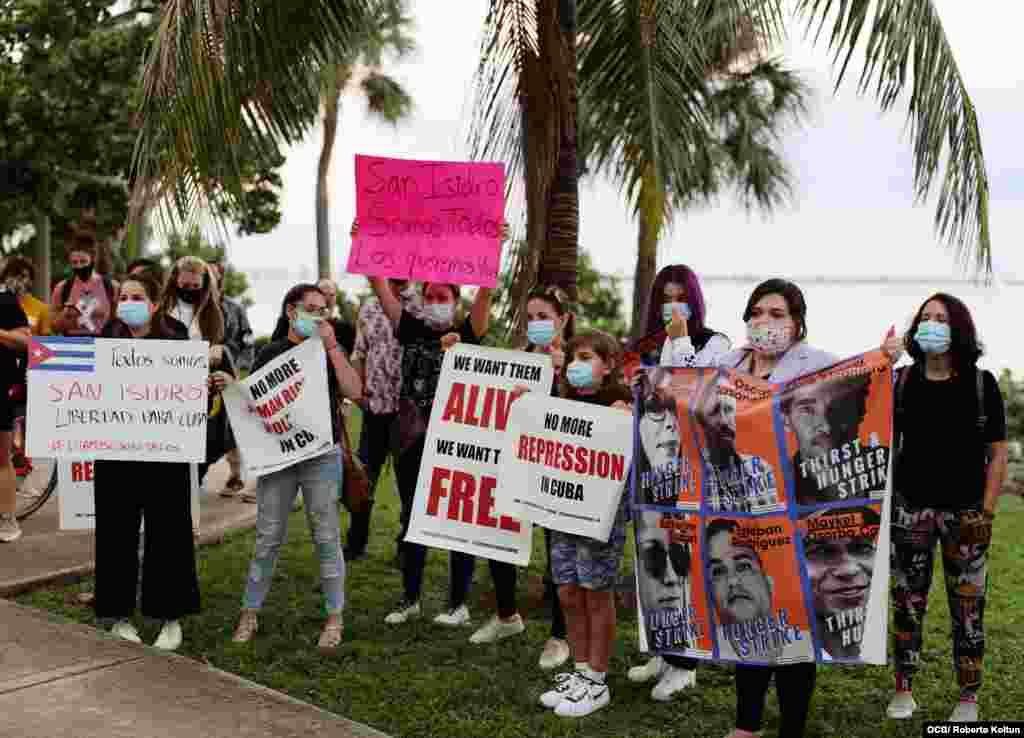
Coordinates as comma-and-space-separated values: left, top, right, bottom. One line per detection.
631, 349, 894, 665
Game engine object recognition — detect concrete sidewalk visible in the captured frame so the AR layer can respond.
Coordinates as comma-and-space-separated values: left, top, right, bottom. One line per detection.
1, 459, 258, 597
0, 599, 388, 738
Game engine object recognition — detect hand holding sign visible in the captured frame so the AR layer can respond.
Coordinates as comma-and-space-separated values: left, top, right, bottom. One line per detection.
440, 332, 460, 352
346, 155, 506, 287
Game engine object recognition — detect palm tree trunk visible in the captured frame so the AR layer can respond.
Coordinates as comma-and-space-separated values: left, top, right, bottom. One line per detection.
632, 165, 666, 338
317, 75, 345, 280
537, 0, 579, 298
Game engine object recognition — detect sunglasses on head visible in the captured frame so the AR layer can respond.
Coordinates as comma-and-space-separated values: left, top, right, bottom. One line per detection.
641, 540, 691, 581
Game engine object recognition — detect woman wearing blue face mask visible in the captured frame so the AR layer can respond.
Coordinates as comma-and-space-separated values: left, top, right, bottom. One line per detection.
887, 293, 1008, 724
228, 283, 363, 653
93, 274, 198, 651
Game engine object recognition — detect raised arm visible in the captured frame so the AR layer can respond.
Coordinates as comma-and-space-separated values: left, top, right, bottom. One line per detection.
369, 277, 403, 329
470, 286, 493, 339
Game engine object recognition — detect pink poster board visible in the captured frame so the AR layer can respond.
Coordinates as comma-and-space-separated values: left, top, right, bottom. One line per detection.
346, 154, 506, 287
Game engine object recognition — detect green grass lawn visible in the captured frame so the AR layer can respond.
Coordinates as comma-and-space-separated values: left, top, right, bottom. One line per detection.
15, 415, 1024, 737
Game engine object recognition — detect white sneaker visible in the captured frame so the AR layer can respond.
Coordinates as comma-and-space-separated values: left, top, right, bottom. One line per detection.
651, 666, 696, 702
949, 700, 979, 722
540, 671, 582, 709
153, 620, 183, 651
538, 638, 571, 670
554, 675, 610, 718
469, 614, 524, 644
886, 691, 918, 719
433, 604, 470, 627
627, 655, 666, 683
111, 620, 142, 644
0, 514, 21, 543
384, 600, 421, 625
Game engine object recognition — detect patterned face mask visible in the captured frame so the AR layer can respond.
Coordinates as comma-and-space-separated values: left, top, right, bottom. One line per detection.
746, 320, 794, 356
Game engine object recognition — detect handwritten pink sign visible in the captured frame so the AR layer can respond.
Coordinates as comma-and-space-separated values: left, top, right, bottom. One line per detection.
346, 154, 506, 287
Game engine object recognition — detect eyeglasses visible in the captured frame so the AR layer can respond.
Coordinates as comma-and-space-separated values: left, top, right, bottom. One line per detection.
641, 540, 691, 581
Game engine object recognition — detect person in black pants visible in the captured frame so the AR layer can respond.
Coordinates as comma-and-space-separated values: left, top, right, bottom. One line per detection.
93, 273, 200, 650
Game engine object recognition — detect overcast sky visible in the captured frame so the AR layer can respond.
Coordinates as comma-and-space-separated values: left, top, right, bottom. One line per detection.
210, 1, 1023, 373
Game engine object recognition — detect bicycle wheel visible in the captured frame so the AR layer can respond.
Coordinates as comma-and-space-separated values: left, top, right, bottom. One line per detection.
12, 414, 58, 522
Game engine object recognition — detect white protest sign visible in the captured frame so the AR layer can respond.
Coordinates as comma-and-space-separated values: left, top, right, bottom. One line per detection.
497, 394, 633, 542
58, 460, 96, 531
223, 336, 335, 478
27, 337, 209, 462
405, 344, 553, 566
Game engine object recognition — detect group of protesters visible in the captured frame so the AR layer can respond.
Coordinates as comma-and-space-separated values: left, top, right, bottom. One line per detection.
0, 216, 1008, 733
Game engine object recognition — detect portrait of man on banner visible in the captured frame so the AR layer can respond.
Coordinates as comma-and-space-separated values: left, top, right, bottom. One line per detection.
636, 510, 703, 653
706, 518, 810, 663
634, 368, 696, 507
799, 505, 882, 660
781, 372, 890, 506
694, 374, 778, 513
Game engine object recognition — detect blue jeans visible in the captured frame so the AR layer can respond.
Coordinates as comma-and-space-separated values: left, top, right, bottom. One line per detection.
242, 448, 346, 615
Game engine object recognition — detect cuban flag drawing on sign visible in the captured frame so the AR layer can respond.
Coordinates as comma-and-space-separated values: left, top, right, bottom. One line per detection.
28, 336, 95, 373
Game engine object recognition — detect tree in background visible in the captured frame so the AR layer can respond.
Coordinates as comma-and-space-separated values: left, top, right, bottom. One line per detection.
999, 370, 1024, 459
161, 227, 253, 308
577, 4, 810, 336
0, 1, 284, 293
468, 0, 992, 339
316, 0, 414, 278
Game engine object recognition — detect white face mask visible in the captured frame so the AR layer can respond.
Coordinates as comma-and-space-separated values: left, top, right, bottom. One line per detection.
424, 303, 455, 329
746, 320, 795, 356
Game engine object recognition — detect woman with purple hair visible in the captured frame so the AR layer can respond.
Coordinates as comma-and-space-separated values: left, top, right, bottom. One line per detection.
634, 264, 731, 368
627, 264, 731, 701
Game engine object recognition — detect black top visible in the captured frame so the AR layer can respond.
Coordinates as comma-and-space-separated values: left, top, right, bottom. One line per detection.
0, 289, 28, 390
565, 382, 633, 408
330, 318, 356, 356
255, 338, 341, 444
397, 311, 482, 419
895, 366, 1006, 509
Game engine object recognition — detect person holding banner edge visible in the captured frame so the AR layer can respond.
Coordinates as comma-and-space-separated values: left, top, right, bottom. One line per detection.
225, 283, 362, 653
886, 293, 1007, 723
358, 219, 515, 633
627, 264, 732, 700
715, 278, 902, 738
92, 272, 199, 650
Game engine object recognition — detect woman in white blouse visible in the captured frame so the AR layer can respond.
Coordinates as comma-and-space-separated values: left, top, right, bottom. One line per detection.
628, 264, 731, 701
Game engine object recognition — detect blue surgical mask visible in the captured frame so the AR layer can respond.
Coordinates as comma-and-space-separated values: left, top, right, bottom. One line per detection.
527, 320, 557, 347
915, 320, 951, 354
424, 303, 455, 329
566, 361, 596, 389
292, 310, 321, 339
117, 301, 151, 327
662, 302, 691, 325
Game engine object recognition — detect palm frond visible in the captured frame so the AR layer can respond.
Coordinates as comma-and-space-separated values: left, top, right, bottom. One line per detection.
466, 0, 562, 337
796, 0, 991, 273
132, 0, 375, 227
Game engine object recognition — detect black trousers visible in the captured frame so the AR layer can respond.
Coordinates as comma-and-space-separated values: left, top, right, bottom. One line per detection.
543, 527, 567, 639
347, 409, 397, 554
735, 662, 817, 736
93, 460, 200, 621
396, 437, 474, 607
489, 560, 518, 618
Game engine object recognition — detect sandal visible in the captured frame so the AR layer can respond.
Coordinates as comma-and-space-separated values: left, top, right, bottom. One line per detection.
317, 620, 344, 654
220, 476, 245, 497
232, 611, 259, 643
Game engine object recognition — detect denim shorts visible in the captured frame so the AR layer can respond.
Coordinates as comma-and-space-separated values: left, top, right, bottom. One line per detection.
549, 521, 627, 591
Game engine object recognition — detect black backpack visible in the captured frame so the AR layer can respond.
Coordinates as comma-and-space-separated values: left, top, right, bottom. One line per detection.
893, 364, 987, 459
